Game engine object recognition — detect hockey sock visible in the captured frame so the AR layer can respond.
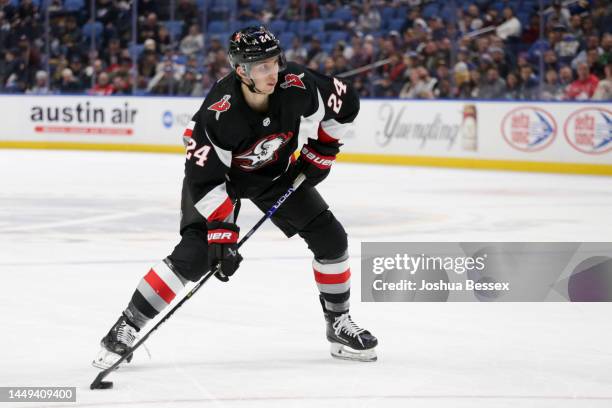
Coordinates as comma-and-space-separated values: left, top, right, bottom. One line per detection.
313, 251, 350, 313
124, 258, 188, 329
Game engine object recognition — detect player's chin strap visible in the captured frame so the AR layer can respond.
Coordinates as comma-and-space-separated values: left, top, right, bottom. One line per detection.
245, 77, 265, 94
235, 68, 266, 94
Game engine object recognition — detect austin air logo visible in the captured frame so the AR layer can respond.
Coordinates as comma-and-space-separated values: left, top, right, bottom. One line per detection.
563, 107, 612, 155
501, 107, 557, 152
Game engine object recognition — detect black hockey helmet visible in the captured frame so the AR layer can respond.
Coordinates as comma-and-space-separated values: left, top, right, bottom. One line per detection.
228, 26, 285, 70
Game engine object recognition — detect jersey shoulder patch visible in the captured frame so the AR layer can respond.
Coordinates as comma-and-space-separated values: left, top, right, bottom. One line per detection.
280, 73, 306, 90
207, 94, 232, 120
202, 74, 237, 122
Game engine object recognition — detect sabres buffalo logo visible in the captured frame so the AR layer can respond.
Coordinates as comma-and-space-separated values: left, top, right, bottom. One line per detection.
280, 73, 306, 90
208, 95, 231, 120
233, 132, 294, 171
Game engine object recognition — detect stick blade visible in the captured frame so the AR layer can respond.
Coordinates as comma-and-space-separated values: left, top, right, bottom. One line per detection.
90, 372, 113, 390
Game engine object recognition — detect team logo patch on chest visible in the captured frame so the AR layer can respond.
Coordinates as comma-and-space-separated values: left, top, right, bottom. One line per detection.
280, 73, 306, 90
233, 132, 294, 171
208, 95, 231, 120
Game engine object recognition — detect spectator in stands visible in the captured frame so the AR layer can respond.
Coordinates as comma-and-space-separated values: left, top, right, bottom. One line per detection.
489, 46, 510, 78
400, 66, 435, 99
237, 0, 260, 21
522, 15, 541, 45
593, 62, 612, 100
322, 56, 336, 77
261, 0, 280, 24
176, 0, 199, 26
467, 4, 484, 31
282, 0, 301, 21
496, 7, 521, 41
180, 24, 204, 56
480, 66, 505, 99
0, 0, 609, 100
307, 37, 327, 69
112, 76, 130, 95
600, 33, 612, 66
543, 50, 559, 72
592, 0, 612, 34
138, 40, 159, 86
26, 70, 51, 95
565, 61, 600, 100
176, 68, 197, 96
150, 63, 177, 95
101, 37, 123, 68
555, 26, 581, 65
58, 68, 82, 93
518, 65, 538, 99
190, 71, 214, 97
356, 1, 381, 33
157, 25, 173, 55
205, 36, 223, 65
285, 37, 307, 62
503, 72, 520, 99
90, 72, 114, 95
572, 35, 602, 70
541, 68, 564, 100
558, 64, 574, 90
139, 13, 161, 45
544, 0, 571, 27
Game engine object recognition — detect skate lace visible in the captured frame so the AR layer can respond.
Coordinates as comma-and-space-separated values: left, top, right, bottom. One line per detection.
116, 322, 136, 346
332, 313, 365, 338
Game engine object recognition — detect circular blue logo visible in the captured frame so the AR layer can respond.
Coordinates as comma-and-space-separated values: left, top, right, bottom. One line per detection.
162, 111, 173, 128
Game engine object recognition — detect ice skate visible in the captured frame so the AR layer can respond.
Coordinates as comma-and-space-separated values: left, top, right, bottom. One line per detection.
321, 297, 378, 362
92, 314, 139, 370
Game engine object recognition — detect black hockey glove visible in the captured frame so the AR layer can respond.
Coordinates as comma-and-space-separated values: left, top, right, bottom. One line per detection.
292, 138, 341, 187
207, 221, 242, 282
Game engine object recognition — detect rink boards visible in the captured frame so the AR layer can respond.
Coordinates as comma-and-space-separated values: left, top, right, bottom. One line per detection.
0, 94, 610, 175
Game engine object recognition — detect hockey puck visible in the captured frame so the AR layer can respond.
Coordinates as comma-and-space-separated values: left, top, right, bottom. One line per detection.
91, 380, 113, 390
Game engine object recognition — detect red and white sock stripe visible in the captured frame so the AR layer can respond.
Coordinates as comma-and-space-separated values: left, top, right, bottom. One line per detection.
313, 257, 351, 294
136, 261, 186, 313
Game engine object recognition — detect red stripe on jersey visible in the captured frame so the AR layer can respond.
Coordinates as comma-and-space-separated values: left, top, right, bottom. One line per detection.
207, 196, 234, 222
183, 128, 193, 138
144, 268, 176, 304
317, 124, 339, 144
314, 269, 351, 284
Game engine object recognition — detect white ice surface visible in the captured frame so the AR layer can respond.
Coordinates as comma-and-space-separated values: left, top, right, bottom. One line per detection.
0, 150, 611, 408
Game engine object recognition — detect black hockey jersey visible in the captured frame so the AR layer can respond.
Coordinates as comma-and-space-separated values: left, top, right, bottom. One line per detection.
182, 62, 359, 223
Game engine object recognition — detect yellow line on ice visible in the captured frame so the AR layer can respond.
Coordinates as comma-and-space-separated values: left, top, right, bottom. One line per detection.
1, 141, 611, 176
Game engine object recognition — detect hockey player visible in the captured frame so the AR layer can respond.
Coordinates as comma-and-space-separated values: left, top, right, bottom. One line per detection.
93, 26, 377, 367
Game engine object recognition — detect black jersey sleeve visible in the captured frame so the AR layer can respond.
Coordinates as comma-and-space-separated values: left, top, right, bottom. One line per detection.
301, 67, 360, 144
183, 111, 235, 223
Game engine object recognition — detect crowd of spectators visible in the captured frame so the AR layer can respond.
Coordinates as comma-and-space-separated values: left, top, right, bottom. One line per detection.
0, 0, 610, 100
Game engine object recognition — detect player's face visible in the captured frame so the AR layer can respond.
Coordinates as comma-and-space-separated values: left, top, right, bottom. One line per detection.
248, 56, 280, 94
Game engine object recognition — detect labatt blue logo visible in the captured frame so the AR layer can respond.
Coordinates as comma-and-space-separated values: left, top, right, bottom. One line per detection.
564, 108, 612, 155
502, 107, 557, 152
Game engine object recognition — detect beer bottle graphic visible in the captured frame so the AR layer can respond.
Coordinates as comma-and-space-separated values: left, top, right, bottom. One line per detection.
461, 104, 478, 151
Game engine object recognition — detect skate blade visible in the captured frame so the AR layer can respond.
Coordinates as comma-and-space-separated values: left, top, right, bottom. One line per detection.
330, 343, 377, 362
92, 348, 129, 370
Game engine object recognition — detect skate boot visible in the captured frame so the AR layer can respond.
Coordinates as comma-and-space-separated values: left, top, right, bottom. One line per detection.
92, 314, 139, 369
321, 296, 378, 362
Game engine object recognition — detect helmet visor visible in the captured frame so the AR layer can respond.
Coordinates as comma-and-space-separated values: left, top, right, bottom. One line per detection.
243, 55, 286, 80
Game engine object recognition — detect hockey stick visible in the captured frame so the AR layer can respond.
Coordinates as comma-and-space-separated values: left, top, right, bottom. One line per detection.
90, 174, 306, 390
